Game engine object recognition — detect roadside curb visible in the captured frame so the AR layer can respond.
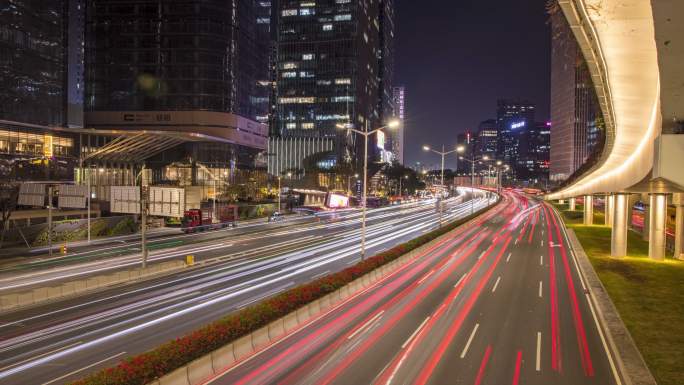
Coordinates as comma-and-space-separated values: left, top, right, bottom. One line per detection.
565, 228, 657, 385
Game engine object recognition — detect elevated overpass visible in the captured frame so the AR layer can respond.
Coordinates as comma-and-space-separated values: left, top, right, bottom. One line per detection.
547, 0, 684, 260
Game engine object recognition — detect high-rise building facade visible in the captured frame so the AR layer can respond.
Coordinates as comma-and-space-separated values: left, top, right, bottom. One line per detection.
0, 0, 81, 180
392, 86, 405, 164
273, 0, 392, 172
496, 99, 536, 178
476, 119, 498, 161
84, 0, 269, 170
549, 5, 602, 183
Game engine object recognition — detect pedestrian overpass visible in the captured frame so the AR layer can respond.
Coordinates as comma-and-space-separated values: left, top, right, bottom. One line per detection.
547, 0, 684, 260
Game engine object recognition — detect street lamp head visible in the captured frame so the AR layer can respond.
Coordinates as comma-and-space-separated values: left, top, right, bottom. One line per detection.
354, 173, 359, 178
387, 119, 400, 129
456, 145, 465, 153
422, 145, 430, 152
496, 160, 502, 166
458, 156, 464, 160
483, 155, 490, 161
286, 172, 292, 177
336, 123, 353, 130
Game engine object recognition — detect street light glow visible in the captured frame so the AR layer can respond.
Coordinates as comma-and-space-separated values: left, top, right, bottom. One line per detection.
387, 119, 400, 129
422, 145, 430, 151
457, 145, 465, 153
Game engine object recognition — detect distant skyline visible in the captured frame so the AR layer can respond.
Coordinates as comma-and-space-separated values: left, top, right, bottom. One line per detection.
395, 0, 551, 170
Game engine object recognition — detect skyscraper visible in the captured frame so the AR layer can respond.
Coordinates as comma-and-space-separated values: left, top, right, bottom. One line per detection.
0, 0, 81, 180
496, 99, 536, 178
84, 0, 268, 162
549, 4, 602, 183
476, 119, 498, 162
272, 0, 393, 174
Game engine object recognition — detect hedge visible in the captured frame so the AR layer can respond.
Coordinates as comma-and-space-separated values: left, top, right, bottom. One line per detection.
72, 199, 498, 385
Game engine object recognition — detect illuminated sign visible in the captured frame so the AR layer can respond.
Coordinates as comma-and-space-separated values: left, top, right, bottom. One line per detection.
326, 193, 350, 208
376, 130, 386, 149
511, 121, 526, 129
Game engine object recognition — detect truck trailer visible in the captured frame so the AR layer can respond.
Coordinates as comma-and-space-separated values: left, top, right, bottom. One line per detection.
181, 203, 238, 233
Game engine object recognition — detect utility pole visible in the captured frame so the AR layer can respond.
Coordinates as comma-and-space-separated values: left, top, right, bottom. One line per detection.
47, 185, 53, 257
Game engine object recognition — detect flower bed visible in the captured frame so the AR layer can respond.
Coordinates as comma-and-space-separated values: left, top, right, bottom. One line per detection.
73, 201, 496, 385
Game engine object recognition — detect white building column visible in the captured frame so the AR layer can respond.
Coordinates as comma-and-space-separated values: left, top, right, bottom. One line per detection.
648, 193, 667, 261
605, 194, 614, 227
584, 195, 594, 225
611, 194, 629, 258
569, 197, 576, 211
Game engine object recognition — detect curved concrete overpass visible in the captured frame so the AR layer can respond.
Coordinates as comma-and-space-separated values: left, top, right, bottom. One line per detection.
547, 0, 660, 200
548, 1, 684, 261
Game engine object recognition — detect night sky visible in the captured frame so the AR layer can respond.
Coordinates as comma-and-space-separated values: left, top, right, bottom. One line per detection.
395, 0, 551, 170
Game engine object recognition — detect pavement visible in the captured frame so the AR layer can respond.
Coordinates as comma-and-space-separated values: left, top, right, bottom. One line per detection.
207, 191, 624, 385
0, 190, 495, 385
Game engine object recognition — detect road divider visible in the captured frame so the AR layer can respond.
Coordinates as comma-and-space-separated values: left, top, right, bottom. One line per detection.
71, 195, 500, 385
0, 260, 187, 313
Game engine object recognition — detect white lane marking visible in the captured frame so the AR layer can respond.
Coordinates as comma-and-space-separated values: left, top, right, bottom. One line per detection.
541, 239, 544, 247
552, 206, 622, 385
401, 316, 430, 349
540, 255, 544, 266
539, 281, 543, 298
348, 311, 384, 340
506, 252, 512, 262
478, 251, 485, 260
454, 273, 467, 288
0, 341, 82, 372
491, 276, 501, 293
417, 270, 435, 285
536, 332, 542, 371
514, 238, 519, 245
41, 351, 126, 385
460, 323, 480, 358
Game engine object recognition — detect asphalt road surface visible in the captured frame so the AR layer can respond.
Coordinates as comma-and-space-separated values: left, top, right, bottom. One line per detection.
0, 190, 495, 384
208, 192, 623, 385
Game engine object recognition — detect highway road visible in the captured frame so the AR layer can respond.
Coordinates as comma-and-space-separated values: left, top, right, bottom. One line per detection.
0, 195, 482, 291
0, 189, 495, 385
209, 192, 623, 385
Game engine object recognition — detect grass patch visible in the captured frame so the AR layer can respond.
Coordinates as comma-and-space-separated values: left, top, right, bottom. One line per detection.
557, 210, 684, 385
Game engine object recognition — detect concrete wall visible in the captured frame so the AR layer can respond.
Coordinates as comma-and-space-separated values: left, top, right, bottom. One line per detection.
0, 260, 186, 313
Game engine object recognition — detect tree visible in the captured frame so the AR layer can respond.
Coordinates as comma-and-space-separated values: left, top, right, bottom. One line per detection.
0, 184, 19, 247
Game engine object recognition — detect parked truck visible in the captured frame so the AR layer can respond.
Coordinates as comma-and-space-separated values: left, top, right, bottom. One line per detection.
181, 202, 238, 233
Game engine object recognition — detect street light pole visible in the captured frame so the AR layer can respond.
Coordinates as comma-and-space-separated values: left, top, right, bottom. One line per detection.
337, 120, 399, 260
423, 144, 465, 226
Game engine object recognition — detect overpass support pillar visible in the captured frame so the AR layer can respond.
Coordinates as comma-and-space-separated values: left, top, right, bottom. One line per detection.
611, 194, 630, 258
605, 194, 614, 227
674, 194, 684, 260
648, 194, 667, 261
583, 195, 593, 225
569, 197, 576, 211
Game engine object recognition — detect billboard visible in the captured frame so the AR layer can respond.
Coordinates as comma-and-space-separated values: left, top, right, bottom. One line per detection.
149, 187, 186, 218
326, 193, 350, 209
110, 186, 141, 214
58, 185, 88, 209
18, 184, 46, 207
